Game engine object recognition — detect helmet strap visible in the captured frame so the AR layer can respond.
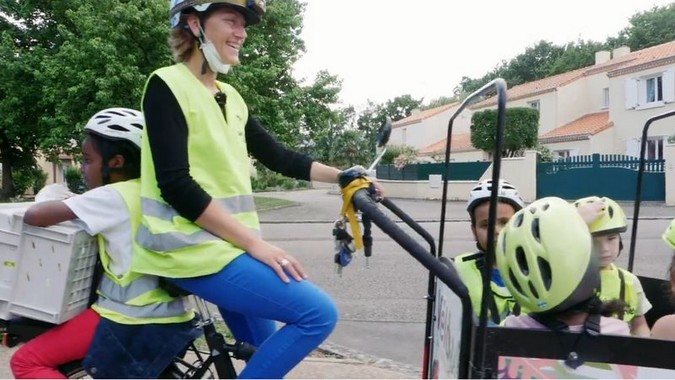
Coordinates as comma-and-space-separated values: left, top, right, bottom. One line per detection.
196, 23, 231, 75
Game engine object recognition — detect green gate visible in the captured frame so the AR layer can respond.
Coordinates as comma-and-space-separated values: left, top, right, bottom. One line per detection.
377, 162, 491, 181
537, 154, 665, 201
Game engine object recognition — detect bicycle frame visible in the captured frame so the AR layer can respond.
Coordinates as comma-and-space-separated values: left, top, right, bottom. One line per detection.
627, 109, 675, 272
434, 78, 508, 378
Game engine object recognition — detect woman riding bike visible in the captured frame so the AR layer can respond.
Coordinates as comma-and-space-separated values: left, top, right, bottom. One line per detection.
11, 108, 197, 378
131, 1, 384, 377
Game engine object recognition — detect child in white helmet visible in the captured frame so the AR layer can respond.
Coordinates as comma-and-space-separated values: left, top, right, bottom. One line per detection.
454, 179, 525, 325
650, 219, 675, 340
574, 196, 652, 337
10, 108, 197, 378
498, 197, 630, 336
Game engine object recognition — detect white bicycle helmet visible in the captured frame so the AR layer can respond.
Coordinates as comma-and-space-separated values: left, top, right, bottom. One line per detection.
170, 0, 266, 28
84, 108, 144, 149
466, 179, 525, 214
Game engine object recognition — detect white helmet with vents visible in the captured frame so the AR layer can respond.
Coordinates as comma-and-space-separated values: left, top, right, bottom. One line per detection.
466, 179, 525, 214
84, 108, 144, 149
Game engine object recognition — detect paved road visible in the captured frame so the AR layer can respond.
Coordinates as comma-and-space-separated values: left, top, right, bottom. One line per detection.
257, 189, 675, 368
1, 189, 672, 376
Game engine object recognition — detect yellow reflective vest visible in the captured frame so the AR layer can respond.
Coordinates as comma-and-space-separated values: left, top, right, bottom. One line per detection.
599, 264, 638, 322
454, 252, 522, 324
133, 64, 261, 278
92, 179, 194, 324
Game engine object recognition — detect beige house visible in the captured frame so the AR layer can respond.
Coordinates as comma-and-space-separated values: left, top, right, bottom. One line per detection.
411, 40, 675, 161
37, 154, 74, 186
389, 102, 473, 160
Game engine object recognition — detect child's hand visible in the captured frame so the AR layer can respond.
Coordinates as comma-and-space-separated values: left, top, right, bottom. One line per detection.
575, 196, 606, 225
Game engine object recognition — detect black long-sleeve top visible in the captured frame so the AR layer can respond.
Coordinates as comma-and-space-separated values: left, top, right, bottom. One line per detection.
142, 75, 314, 221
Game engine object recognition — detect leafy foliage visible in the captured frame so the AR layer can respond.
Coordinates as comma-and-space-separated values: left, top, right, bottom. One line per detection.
64, 166, 85, 194
355, 95, 423, 161
454, 4, 675, 96
470, 108, 539, 157
0, 0, 348, 197
12, 165, 47, 197
536, 144, 554, 163
421, 96, 458, 110
250, 164, 310, 192
616, 3, 675, 51
380, 145, 418, 165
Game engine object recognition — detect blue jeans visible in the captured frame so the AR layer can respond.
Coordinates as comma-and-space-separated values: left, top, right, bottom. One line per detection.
170, 254, 338, 379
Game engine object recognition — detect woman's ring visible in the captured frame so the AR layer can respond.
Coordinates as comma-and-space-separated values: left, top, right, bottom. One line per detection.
279, 258, 290, 266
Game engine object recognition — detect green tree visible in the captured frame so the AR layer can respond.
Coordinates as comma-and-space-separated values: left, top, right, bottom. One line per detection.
618, 3, 675, 51
356, 95, 423, 154
422, 95, 458, 110
499, 41, 564, 85
547, 40, 609, 76
329, 129, 372, 169
470, 108, 539, 158
0, 0, 347, 198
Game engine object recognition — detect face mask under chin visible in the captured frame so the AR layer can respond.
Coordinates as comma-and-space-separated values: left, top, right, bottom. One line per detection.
200, 40, 232, 74
197, 24, 232, 74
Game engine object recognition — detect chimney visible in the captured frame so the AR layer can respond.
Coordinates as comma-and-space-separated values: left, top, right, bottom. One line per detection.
595, 51, 611, 65
612, 46, 631, 59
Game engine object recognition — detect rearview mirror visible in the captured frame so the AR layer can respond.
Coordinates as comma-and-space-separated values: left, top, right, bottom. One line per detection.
368, 117, 392, 172
376, 117, 392, 148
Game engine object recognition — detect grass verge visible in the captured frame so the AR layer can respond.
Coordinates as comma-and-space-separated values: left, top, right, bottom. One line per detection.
253, 196, 296, 211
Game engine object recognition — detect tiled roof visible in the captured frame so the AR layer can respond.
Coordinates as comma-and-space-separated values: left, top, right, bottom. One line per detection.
471, 40, 675, 108
392, 102, 457, 128
607, 40, 675, 77
470, 68, 587, 108
539, 111, 613, 143
418, 133, 474, 154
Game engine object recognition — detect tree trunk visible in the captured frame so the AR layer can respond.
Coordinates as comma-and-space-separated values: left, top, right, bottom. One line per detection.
0, 145, 13, 201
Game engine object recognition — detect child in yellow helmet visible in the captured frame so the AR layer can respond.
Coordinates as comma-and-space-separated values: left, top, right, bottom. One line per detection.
651, 219, 675, 340
575, 196, 652, 337
498, 197, 630, 336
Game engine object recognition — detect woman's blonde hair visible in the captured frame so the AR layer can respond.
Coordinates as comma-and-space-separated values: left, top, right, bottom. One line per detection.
168, 14, 197, 63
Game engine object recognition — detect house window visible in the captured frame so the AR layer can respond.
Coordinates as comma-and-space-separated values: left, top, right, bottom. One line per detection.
645, 75, 663, 104
603, 87, 609, 108
624, 69, 674, 109
646, 136, 664, 160
527, 100, 540, 111
554, 150, 573, 160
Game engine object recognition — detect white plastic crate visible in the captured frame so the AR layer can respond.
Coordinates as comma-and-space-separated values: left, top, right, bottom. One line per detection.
9, 221, 98, 324
0, 204, 31, 320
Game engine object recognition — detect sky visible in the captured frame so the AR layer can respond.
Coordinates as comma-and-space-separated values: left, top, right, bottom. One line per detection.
292, 0, 674, 109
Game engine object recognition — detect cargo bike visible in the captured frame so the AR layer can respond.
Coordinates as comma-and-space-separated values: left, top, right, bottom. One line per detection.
337, 80, 675, 378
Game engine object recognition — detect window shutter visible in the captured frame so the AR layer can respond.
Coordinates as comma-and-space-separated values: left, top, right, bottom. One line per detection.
664, 69, 675, 103
625, 138, 640, 157
624, 78, 638, 109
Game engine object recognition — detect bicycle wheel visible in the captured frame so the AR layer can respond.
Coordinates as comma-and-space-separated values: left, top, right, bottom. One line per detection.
58, 360, 90, 379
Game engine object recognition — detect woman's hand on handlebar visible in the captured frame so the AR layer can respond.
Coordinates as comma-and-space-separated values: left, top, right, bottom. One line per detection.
247, 240, 307, 283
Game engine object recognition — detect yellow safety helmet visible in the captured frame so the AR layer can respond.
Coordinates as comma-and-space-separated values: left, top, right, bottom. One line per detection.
663, 219, 675, 250
497, 197, 598, 314
574, 196, 627, 236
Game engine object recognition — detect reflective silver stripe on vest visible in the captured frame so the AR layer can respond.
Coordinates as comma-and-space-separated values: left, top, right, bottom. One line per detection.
99, 275, 159, 303
136, 224, 261, 252
142, 196, 256, 221
96, 296, 188, 319
97, 276, 187, 318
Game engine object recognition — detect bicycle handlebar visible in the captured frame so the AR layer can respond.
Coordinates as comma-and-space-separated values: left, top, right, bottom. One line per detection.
350, 189, 469, 300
